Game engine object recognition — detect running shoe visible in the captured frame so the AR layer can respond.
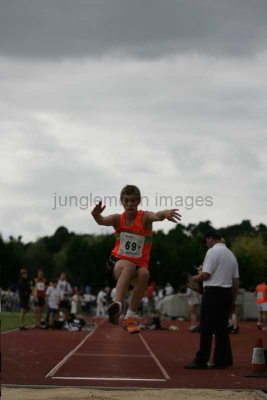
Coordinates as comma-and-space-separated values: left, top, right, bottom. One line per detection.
123, 317, 140, 334
108, 302, 121, 325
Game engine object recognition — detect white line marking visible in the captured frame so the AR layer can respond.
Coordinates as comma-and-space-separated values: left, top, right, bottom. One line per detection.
1, 328, 19, 334
139, 333, 170, 380
52, 376, 166, 382
1, 325, 35, 334
46, 320, 105, 378
73, 353, 150, 358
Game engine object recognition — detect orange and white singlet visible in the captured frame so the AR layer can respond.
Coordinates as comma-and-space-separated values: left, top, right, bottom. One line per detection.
256, 283, 267, 304
111, 210, 153, 268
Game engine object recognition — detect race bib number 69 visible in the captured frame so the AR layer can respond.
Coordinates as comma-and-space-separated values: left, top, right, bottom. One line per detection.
118, 232, 145, 258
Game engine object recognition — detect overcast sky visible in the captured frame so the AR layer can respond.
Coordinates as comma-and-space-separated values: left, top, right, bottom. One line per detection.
1, 0, 267, 242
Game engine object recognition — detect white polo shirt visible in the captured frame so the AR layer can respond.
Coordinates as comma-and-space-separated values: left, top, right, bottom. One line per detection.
202, 243, 239, 288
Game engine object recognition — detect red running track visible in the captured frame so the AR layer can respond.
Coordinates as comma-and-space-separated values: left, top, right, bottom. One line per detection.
2, 320, 267, 390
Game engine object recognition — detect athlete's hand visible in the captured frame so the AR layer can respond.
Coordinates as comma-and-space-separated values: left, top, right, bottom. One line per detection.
165, 209, 181, 223
91, 201, 106, 217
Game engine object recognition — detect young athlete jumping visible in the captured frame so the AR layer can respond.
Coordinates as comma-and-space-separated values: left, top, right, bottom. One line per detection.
91, 184, 181, 334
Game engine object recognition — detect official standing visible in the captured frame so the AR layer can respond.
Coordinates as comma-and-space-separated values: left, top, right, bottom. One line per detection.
185, 229, 239, 369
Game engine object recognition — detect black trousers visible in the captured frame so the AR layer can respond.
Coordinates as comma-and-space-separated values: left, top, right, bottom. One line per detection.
195, 286, 233, 366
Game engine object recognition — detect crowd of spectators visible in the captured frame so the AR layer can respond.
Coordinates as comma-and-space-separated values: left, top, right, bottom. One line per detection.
1, 274, 179, 324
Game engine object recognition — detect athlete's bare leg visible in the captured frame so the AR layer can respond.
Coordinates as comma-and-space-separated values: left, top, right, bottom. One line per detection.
113, 260, 136, 303
128, 267, 149, 312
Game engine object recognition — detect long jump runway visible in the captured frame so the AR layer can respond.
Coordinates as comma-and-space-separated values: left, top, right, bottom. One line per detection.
46, 319, 169, 383
2, 320, 267, 389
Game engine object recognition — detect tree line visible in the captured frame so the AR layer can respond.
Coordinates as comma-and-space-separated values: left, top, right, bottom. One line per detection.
1, 220, 266, 291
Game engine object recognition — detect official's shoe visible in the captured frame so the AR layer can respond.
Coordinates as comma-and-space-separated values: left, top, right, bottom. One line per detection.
123, 317, 140, 334
108, 302, 121, 325
228, 325, 239, 334
184, 361, 208, 369
209, 364, 228, 369
209, 361, 232, 368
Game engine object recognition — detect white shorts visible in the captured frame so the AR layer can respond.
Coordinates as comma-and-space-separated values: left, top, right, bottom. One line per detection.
188, 299, 200, 306
257, 302, 267, 312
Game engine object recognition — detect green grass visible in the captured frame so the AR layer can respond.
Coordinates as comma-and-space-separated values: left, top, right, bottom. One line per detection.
1, 312, 35, 332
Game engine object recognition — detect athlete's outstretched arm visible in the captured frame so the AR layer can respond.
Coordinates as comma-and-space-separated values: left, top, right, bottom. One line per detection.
91, 201, 120, 227
144, 209, 181, 224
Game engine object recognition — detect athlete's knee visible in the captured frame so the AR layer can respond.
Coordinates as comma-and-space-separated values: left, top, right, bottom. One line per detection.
114, 260, 136, 280
123, 262, 137, 278
137, 268, 150, 283
113, 263, 124, 279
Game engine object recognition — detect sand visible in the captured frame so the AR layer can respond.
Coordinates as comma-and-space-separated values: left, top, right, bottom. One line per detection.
1, 387, 265, 400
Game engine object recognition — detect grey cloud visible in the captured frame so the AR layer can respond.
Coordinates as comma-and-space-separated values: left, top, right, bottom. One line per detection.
1, 0, 267, 59
1, 47, 267, 241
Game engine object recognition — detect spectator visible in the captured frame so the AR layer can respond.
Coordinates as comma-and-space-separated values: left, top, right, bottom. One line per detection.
140, 296, 149, 316
110, 287, 116, 302
71, 288, 79, 318
46, 279, 60, 328
228, 312, 239, 334
147, 282, 156, 301
96, 287, 108, 317
179, 287, 201, 332
18, 269, 31, 330
82, 291, 96, 315
1, 289, 19, 312
57, 273, 72, 322
255, 280, 267, 331
164, 283, 174, 296
32, 269, 47, 329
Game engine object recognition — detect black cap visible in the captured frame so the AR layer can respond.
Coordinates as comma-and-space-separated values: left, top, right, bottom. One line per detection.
203, 229, 221, 242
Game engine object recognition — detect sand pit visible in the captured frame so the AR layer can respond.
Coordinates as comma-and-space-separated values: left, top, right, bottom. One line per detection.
2, 387, 265, 400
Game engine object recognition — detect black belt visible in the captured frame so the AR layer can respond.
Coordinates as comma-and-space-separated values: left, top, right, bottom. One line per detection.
204, 286, 231, 291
